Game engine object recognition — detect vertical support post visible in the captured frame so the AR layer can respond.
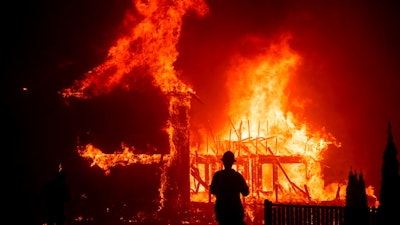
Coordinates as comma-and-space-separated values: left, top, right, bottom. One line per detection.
161, 91, 191, 223
273, 161, 278, 202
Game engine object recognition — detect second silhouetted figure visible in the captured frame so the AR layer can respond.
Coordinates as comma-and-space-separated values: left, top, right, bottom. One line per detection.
210, 150, 249, 225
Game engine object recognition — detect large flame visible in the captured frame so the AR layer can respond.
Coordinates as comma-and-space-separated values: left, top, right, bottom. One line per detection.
225, 35, 335, 201
63, 0, 209, 212
62, 0, 378, 216
63, 0, 208, 98
190, 34, 343, 204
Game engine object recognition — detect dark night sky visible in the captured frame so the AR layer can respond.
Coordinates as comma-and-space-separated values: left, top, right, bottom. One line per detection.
3, 0, 400, 223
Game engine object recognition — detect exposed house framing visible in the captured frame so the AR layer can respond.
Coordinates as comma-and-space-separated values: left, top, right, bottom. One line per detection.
189, 135, 311, 204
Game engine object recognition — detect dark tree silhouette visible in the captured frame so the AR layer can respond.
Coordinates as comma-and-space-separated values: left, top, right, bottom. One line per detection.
344, 168, 369, 225
344, 168, 356, 225
345, 169, 356, 207
357, 171, 369, 225
378, 122, 400, 225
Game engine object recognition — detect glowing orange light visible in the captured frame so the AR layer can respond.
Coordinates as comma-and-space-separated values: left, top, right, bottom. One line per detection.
63, 0, 378, 210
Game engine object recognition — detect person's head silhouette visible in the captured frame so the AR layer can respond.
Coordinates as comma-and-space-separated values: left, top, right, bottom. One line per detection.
221, 151, 236, 168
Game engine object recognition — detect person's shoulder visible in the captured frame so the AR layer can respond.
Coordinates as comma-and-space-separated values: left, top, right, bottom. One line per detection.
214, 169, 224, 175
213, 169, 227, 178
234, 170, 245, 177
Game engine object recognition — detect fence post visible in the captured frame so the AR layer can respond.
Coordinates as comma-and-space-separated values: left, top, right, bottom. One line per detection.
264, 200, 272, 225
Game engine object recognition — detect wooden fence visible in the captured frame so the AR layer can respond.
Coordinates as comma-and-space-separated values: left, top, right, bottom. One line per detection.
264, 200, 378, 225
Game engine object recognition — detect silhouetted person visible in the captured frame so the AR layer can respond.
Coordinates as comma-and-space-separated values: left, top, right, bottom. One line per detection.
41, 165, 70, 225
210, 151, 249, 225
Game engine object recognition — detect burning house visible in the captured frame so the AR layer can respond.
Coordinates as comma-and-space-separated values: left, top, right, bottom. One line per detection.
59, 0, 357, 224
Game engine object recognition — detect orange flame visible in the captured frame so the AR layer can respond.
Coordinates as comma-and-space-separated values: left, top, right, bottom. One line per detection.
64, 0, 209, 211
65, 0, 208, 98
188, 34, 344, 204
63, 0, 377, 210
78, 144, 170, 175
